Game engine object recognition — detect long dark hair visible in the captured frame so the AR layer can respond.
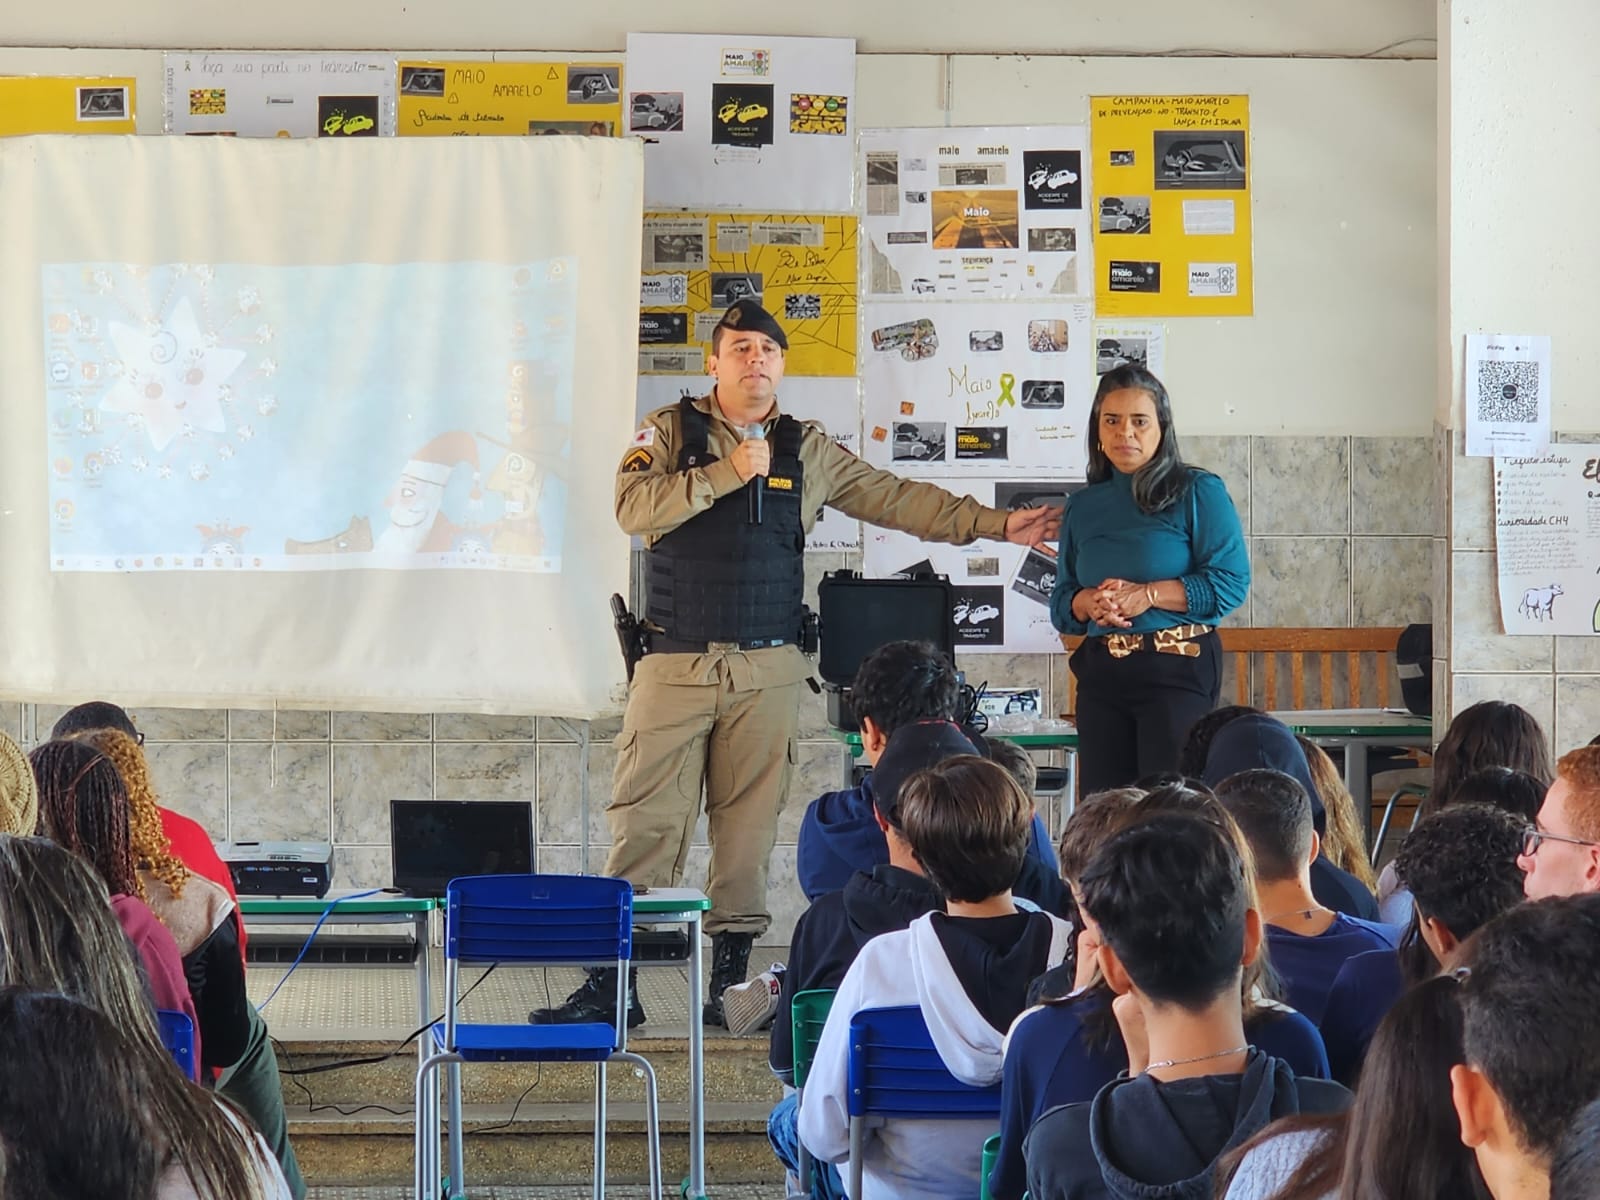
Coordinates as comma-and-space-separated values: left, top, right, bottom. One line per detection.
29, 738, 140, 896
1423, 700, 1551, 822
1086, 364, 1191, 513
1216, 975, 1490, 1200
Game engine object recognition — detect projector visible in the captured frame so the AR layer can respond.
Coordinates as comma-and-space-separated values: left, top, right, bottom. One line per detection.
220, 841, 334, 898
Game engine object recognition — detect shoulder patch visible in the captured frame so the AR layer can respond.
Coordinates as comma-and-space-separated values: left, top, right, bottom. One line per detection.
631, 426, 657, 447
621, 447, 654, 473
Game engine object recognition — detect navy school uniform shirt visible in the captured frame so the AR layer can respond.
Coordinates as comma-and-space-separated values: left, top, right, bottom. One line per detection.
1319, 947, 1406, 1086
1050, 466, 1249, 637
988, 990, 1329, 1200
1265, 915, 1401, 1027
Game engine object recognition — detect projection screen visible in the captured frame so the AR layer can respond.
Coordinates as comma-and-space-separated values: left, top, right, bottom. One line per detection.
0, 134, 642, 717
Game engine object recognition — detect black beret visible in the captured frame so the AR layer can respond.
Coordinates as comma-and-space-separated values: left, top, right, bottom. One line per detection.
714, 299, 788, 350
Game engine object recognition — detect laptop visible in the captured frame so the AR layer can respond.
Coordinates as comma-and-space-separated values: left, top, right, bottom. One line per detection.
389, 799, 534, 898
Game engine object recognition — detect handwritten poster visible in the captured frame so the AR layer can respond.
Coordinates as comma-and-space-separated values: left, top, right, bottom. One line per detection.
1090, 94, 1253, 316
859, 126, 1093, 300
860, 300, 1093, 478
0, 76, 136, 135
163, 52, 397, 137
396, 60, 623, 137
624, 32, 856, 212
638, 213, 857, 377
1495, 448, 1600, 636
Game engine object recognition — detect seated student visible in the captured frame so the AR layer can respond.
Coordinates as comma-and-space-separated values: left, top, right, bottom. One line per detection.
978, 736, 1069, 914
796, 640, 1052, 899
1320, 803, 1529, 1085
798, 756, 1072, 1200
1024, 812, 1349, 1200
1295, 735, 1377, 895
1201, 713, 1381, 920
1212, 769, 1398, 1027
1518, 744, 1600, 901
991, 785, 1328, 1200
1452, 894, 1600, 1200
766, 723, 950, 1200
1176, 705, 1265, 779
1551, 1098, 1600, 1200
1379, 767, 1545, 924
1218, 975, 1489, 1200
0, 836, 291, 1198
0, 990, 289, 1200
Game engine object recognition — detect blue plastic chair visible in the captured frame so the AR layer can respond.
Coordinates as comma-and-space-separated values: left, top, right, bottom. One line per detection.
156, 1009, 198, 1081
412, 874, 661, 1200
845, 1005, 1003, 1199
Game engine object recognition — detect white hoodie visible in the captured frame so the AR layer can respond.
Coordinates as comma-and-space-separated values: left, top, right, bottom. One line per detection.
798, 909, 1072, 1200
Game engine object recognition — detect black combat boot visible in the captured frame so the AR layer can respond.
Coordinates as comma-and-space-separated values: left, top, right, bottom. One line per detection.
702, 931, 755, 1027
528, 966, 645, 1029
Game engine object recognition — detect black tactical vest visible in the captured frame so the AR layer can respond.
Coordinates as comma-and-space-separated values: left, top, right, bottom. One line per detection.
644, 398, 807, 648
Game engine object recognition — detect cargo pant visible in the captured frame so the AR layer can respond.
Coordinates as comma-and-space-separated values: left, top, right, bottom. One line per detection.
604, 647, 805, 937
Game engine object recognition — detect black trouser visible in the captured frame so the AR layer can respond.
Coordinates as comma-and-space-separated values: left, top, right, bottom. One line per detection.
1070, 631, 1222, 795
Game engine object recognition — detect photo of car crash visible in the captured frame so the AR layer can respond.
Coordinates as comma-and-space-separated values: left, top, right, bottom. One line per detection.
1153, 131, 1247, 190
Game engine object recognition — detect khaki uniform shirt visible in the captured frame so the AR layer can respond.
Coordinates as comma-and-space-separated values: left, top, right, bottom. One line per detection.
617, 390, 1010, 689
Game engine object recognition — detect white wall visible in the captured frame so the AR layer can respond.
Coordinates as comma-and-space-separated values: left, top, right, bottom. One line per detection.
2, 12, 1438, 436
4, 0, 1434, 55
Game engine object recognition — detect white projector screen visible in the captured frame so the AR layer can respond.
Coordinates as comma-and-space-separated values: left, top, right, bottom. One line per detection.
0, 134, 642, 717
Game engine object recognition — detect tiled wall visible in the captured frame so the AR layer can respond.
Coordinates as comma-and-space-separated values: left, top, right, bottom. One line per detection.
1440, 425, 1600, 756
3, 433, 1435, 948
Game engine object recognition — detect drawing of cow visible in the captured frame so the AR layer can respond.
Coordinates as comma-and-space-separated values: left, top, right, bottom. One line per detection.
1518, 583, 1564, 621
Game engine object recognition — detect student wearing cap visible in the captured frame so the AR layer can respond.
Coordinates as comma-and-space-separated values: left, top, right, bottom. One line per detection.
533, 299, 1060, 1028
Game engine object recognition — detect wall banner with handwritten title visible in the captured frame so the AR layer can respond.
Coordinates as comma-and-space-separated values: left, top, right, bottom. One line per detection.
638, 212, 857, 377
395, 60, 623, 138
1495, 447, 1600, 636
1090, 94, 1253, 316
163, 52, 397, 137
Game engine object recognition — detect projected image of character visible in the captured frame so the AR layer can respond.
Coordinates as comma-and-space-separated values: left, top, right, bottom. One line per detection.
376, 431, 481, 554
483, 447, 545, 556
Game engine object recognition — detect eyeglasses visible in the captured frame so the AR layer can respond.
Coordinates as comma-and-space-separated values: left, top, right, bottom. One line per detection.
1522, 827, 1600, 857
133, 730, 145, 746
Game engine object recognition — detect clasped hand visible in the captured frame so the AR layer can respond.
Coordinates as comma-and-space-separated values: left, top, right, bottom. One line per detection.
1081, 577, 1155, 627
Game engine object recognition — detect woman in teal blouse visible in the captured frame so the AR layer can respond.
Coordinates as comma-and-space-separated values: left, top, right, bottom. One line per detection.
1051, 365, 1250, 792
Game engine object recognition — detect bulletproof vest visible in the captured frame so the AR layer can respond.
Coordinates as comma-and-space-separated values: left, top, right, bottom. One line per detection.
645, 397, 807, 647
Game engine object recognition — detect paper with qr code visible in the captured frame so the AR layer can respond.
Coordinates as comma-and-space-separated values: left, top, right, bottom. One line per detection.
1493, 447, 1600, 636
1466, 334, 1551, 457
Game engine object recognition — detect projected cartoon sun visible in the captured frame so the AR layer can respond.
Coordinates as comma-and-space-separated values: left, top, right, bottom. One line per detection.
100, 298, 245, 452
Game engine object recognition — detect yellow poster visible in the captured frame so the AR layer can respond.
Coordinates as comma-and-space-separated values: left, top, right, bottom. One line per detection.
396, 61, 622, 137
1090, 95, 1252, 317
639, 213, 858, 378
0, 76, 136, 135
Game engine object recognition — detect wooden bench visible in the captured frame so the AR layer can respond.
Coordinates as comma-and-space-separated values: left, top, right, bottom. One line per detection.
1060, 626, 1408, 715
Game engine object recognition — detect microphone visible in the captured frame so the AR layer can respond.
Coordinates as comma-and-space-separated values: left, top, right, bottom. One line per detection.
745, 422, 765, 524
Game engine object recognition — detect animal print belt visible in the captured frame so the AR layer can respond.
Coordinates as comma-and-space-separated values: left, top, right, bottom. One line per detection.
1102, 624, 1214, 659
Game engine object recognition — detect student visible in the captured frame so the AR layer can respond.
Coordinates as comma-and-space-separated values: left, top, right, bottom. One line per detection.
991, 786, 1328, 1200
1218, 976, 1490, 1200
1551, 1098, 1600, 1200
1176, 704, 1263, 779
1294, 736, 1376, 893
798, 756, 1072, 1200
1518, 745, 1600, 900
1212, 769, 1397, 1027
1202, 713, 1380, 920
766, 722, 949, 1200
796, 640, 1053, 899
1452, 894, 1600, 1200
980, 735, 1069, 914
1320, 804, 1529, 1085
1023, 812, 1348, 1200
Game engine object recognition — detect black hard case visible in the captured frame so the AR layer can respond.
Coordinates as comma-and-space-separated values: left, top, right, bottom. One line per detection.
816, 570, 957, 730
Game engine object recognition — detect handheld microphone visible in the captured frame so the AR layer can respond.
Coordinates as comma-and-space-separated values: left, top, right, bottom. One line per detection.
745, 422, 765, 524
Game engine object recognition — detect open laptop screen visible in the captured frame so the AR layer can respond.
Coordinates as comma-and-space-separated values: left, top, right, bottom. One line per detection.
389, 799, 534, 897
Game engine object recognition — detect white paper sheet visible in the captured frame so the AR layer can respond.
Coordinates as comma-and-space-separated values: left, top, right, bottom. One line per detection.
625, 33, 856, 212
163, 51, 398, 137
1465, 333, 1552, 457
859, 126, 1093, 300
860, 301, 1094, 478
1494, 447, 1600, 636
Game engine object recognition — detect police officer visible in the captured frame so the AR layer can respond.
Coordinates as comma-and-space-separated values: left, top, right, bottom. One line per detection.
531, 300, 1059, 1028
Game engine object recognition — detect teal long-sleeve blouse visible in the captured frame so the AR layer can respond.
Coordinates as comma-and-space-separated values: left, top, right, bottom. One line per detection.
1050, 466, 1250, 637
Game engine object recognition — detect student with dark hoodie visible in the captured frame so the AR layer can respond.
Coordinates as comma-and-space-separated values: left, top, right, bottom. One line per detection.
1023, 811, 1349, 1200
1200, 713, 1381, 921
795, 639, 1053, 900
799, 755, 1072, 1200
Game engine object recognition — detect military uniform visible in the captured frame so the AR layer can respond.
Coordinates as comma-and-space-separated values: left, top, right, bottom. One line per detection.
607, 390, 1009, 938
